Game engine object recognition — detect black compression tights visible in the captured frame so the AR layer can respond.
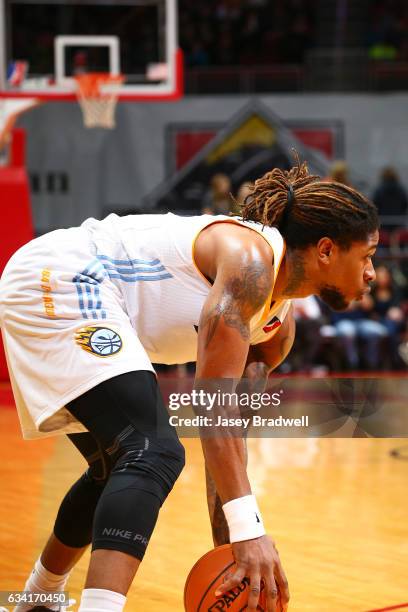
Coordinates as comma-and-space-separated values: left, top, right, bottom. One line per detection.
53, 371, 185, 560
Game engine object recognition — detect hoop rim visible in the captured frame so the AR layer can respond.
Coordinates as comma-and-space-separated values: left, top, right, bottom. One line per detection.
74, 72, 124, 98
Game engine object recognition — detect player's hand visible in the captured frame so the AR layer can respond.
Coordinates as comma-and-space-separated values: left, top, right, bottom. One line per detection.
215, 535, 290, 612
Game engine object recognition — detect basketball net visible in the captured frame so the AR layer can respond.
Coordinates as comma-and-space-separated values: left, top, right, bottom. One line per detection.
74, 72, 124, 129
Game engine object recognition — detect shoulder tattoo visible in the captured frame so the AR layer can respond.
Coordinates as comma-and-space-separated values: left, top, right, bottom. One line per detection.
201, 261, 271, 346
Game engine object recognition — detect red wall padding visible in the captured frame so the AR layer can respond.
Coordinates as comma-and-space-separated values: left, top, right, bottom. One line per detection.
0, 129, 34, 380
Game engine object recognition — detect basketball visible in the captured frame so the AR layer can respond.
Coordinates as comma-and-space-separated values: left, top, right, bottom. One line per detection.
184, 544, 267, 611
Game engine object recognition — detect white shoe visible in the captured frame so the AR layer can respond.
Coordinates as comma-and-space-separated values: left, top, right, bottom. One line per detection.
10, 598, 76, 612
60, 599, 76, 611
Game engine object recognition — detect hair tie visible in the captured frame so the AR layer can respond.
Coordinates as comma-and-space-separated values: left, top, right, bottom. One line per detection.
287, 184, 295, 210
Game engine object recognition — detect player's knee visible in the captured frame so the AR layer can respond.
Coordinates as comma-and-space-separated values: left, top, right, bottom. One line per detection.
111, 434, 185, 502
91, 438, 186, 561
153, 435, 186, 494
163, 435, 186, 481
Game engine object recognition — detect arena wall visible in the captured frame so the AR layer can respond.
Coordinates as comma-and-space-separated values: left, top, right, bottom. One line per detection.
17, 93, 408, 234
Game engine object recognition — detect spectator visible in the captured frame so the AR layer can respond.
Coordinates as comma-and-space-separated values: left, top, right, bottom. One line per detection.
237, 8, 263, 64
203, 173, 233, 214
326, 160, 351, 186
371, 265, 405, 368
372, 166, 408, 230
287, 14, 314, 62
213, 26, 236, 65
367, 0, 406, 59
399, 341, 408, 365
369, 34, 398, 60
289, 297, 332, 373
280, 0, 315, 63
330, 295, 388, 371
232, 181, 253, 214
186, 41, 210, 67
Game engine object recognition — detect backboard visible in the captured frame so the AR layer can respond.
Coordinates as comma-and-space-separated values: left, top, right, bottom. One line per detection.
0, 0, 182, 101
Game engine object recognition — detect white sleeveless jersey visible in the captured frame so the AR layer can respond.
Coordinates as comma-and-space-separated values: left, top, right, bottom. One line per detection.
81, 213, 291, 364
0, 212, 291, 439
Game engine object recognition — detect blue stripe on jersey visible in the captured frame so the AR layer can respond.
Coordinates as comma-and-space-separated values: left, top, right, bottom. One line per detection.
75, 261, 106, 285
97, 253, 173, 282
93, 284, 106, 319
85, 283, 93, 309
101, 264, 167, 275
94, 284, 102, 310
73, 279, 88, 319
73, 259, 107, 320
97, 254, 161, 267
106, 272, 173, 282
73, 254, 173, 319
85, 260, 106, 283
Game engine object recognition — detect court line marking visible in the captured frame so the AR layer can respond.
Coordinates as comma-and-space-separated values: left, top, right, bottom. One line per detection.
366, 604, 408, 611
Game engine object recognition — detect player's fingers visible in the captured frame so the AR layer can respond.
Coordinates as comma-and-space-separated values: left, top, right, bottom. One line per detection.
247, 572, 262, 612
274, 560, 290, 611
214, 566, 246, 596
264, 574, 278, 612
222, 571, 231, 584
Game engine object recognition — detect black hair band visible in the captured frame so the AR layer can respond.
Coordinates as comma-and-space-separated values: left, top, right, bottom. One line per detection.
287, 184, 295, 210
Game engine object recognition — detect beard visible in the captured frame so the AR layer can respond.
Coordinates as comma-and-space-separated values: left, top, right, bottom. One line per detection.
319, 284, 349, 311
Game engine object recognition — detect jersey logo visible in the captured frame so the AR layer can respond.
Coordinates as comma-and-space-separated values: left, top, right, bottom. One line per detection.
75, 326, 122, 357
262, 316, 281, 334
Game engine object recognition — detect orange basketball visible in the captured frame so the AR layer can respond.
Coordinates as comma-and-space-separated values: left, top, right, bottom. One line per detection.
184, 544, 267, 611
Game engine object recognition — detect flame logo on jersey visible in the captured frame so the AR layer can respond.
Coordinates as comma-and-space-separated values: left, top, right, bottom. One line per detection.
262, 316, 282, 334
75, 326, 122, 357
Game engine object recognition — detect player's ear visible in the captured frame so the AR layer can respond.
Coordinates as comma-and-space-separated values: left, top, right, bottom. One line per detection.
316, 237, 335, 264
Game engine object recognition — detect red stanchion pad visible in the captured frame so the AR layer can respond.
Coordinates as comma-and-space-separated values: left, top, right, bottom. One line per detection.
0, 128, 34, 380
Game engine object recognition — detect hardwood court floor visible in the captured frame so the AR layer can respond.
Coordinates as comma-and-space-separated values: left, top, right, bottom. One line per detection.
0, 388, 407, 612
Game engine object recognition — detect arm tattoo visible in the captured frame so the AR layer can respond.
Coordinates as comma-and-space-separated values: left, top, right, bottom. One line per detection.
202, 304, 223, 348
238, 361, 270, 396
205, 466, 230, 546
246, 361, 270, 383
205, 438, 249, 547
201, 261, 270, 347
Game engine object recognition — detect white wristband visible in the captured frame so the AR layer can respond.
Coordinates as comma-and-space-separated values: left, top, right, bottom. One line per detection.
222, 494, 266, 543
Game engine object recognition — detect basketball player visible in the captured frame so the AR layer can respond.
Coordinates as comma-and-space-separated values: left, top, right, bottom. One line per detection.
0, 159, 378, 612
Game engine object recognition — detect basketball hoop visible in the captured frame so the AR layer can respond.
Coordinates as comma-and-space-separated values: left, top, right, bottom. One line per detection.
74, 72, 124, 129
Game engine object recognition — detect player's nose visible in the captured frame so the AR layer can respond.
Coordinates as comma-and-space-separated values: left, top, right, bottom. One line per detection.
364, 261, 376, 283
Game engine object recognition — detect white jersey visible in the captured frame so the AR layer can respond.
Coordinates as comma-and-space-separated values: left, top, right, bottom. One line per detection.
81, 213, 290, 362
0, 213, 290, 439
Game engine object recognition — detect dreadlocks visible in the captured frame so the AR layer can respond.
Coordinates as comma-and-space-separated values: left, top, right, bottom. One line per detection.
241, 155, 379, 250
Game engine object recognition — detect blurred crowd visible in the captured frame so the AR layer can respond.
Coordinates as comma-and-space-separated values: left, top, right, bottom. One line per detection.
367, 0, 408, 61
179, 0, 317, 67
289, 276, 408, 373
201, 162, 408, 372
180, 0, 408, 70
